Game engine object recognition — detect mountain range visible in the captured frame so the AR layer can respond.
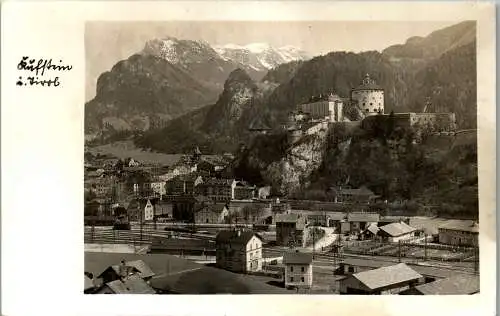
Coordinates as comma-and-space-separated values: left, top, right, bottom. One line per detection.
85, 38, 310, 135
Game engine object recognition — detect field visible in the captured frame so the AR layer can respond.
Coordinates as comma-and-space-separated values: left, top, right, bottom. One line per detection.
87, 141, 182, 166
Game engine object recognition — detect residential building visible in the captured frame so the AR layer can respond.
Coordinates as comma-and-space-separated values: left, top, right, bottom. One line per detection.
97, 260, 155, 284
166, 174, 203, 195
400, 275, 479, 295
150, 181, 166, 196
283, 250, 313, 289
196, 178, 237, 202
347, 212, 380, 233
438, 220, 479, 246
96, 274, 156, 294
170, 195, 210, 223
233, 181, 256, 200
215, 230, 263, 273
378, 221, 417, 242
339, 263, 424, 294
195, 202, 229, 224
306, 211, 330, 227
331, 186, 379, 204
257, 186, 271, 199
275, 213, 308, 248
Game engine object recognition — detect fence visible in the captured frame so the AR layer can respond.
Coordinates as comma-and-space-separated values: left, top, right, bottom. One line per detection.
342, 238, 477, 262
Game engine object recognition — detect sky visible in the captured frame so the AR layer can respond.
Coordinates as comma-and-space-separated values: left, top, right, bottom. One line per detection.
85, 21, 456, 101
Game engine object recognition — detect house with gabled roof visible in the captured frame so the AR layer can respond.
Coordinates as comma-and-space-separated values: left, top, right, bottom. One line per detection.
97, 259, 155, 284
339, 263, 424, 294
283, 250, 313, 289
400, 274, 479, 295
378, 221, 417, 242
215, 230, 263, 273
275, 213, 308, 248
96, 274, 156, 294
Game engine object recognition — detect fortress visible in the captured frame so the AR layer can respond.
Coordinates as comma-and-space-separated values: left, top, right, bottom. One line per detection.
284, 73, 457, 143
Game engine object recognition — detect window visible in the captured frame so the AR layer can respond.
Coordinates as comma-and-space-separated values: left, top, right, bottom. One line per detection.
290, 277, 294, 282
301, 266, 305, 272
370, 103, 373, 106
290, 266, 294, 272
301, 277, 305, 282
363, 103, 366, 106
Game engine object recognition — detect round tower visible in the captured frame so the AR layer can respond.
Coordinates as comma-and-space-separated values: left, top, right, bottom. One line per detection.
350, 73, 384, 116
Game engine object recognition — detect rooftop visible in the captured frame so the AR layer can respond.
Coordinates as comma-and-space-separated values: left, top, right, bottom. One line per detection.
85, 252, 201, 279
201, 178, 236, 186
438, 220, 479, 233
352, 263, 422, 290
283, 251, 313, 265
413, 274, 480, 295
150, 265, 288, 294
352, 73, 383, 91
216, 230, 260, 245
379, 222, 416, 237
105, 275, 156, 294
347, 212, 380, 223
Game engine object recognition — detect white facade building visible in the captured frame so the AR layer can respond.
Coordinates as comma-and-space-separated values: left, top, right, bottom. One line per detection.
351, 73, 384, 116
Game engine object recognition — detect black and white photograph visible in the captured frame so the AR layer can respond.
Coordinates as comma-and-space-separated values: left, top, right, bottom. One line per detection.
83, 18, 482, 295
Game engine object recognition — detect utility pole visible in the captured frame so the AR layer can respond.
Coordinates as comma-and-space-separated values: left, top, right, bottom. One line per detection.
398, 240, 402, 263
424, 233, 427, 261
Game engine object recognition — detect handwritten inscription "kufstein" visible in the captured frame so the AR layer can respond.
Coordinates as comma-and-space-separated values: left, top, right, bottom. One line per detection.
17, 57, 73, 87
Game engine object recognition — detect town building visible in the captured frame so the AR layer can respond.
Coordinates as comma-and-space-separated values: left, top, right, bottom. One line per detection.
150, 181, 166, 196
339, 263, 423, 294
306, 211, 330, 227
215, 230, 263, 273
378, 221, 417, 242
330, 186, 379, 204
126, 197, 173, 222
283, 250, 313, 290
97, 260, 155, 284
196, 178, 237, 202
166, 174, 203, 195
195, 202, 229, 224
275, 213, 308, 248
233, 181, 256, 200
350, 73, 385, 117
438, 220, 479, 246
347, 212, 380, 233
96, 274, 156, 294
400, 274, 479, 295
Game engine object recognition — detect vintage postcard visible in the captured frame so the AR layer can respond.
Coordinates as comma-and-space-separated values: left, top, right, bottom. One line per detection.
1, 1, 496, 316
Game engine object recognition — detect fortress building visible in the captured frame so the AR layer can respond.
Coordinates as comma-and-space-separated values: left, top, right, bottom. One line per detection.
297, 92, 344, 123
350, 73, 385, 116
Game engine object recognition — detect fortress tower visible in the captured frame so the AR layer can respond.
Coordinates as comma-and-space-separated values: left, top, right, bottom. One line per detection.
351, 73, 385, 116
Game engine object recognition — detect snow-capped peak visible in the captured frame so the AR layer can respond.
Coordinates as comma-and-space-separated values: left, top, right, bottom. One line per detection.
214, 42, 310, 70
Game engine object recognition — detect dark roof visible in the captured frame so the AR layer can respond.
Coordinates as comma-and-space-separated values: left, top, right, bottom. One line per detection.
438, 220, 479, 233
379, 222, 416, 237
347, 212, 380, 222
283, 251, 313, 265
105, 275, 156, 294
352, 73, 383, 91
84, 274, 94, 291
216, 230, 261, 245
85, 252, 201, 278
150, 266, 289, 294
413, 275, 479, 295
201, 178, 235, 186
351, 263, 422, 290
